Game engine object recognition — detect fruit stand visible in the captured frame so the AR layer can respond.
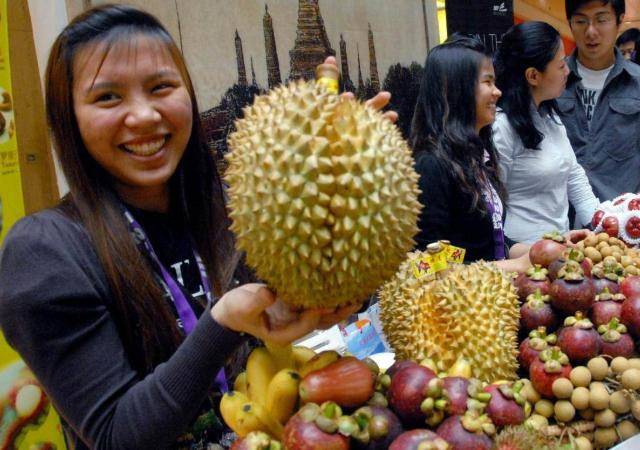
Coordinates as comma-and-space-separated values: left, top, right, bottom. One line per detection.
219, 74, 640, 449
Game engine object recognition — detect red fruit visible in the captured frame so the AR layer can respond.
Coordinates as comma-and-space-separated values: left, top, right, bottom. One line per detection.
621, 276, 640, 300
387, 364, 437, 427
442, 377, 469, 416
549, 261, 595, 314
626, 217, 640, 239
591, 290, 625, 326
621, 296, 640, 337
283, 405, 350, 450
598, 318, 635, 358
529, 347, 572, 398
548, 248, 592, 280
300, 357, 374, 407
603, 216, 620, 237
389, 430, 450, 450
436, 413, 494, 450
629, 198, 640, 211
592, 210, 605, 228
514, 266, 550, 300
518, 328, 557, 371
386, 360, 418, 379
557, 312, 601, 363
520, 291, 558, 332
484, 383, 525, 427
352, 406, 404, 450
231, 431, 280, 450
529, 232, 567, 267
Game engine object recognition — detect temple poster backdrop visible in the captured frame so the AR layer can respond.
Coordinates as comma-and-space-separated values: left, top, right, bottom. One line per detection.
89, 0, 439, 159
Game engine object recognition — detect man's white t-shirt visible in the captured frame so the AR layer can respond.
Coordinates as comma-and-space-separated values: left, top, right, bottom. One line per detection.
576, 60, 613, 124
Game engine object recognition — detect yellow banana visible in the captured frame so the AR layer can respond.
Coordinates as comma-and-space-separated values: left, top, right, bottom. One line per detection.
299, 350, 341, 377
246, 347, 278, 406
234, 371, 248, 394
266, 369, 301, 424
448, 357, 472, 379
292, 346, 316, 369
265, 341, 294, 370
220, 390, 252, 436
250, 400, 284, 439
220, 391, 283, 438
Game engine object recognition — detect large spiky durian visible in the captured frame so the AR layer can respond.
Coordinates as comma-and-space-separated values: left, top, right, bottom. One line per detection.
379, 255, 520, 383
225, 80, 421, 309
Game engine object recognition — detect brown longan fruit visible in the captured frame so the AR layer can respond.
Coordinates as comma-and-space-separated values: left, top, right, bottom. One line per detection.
594, 408, 616, 427
597, 232, 610, 242
632, 399, 640, 421
610, 390, 631, 414
594, 427, 618, 447
589, 385, 610, 410
611, 356, 630, 374
552, 378, 573, 399
621, 368, 640, 390
534, 399, 554, 418
618, 420, 640, 440
588, 357, 609, 381
521, 382, 541, 404
571, 387, 591, 410
574, 436, 592, 450
570, 366, 592, 387
628, 358, 640, 370
554, 400, 575, 423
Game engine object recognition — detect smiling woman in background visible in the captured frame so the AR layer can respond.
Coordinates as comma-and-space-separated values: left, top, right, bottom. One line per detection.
410, 34, 531, 272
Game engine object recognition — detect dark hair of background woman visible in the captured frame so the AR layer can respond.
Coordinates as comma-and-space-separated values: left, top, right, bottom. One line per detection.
410, 33, 505, 213
494, 21, 562, 150
45, 5, 241, 374
617, 28, 640, 64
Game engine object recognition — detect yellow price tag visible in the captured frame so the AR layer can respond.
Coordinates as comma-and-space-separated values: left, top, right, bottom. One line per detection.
411, 251, 448, 279
442, 243, 466, 264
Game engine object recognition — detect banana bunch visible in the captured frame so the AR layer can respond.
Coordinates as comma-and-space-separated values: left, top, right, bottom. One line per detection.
221, 342, 342, 439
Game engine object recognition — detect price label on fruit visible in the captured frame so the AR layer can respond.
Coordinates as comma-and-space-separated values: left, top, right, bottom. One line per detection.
410, 251, 447, 279
442, 242, 466, 264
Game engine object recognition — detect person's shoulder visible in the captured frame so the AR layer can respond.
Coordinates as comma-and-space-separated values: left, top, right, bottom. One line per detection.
622, 59, 640, 78
414, 151, 448, 176
4, 207, 86, 248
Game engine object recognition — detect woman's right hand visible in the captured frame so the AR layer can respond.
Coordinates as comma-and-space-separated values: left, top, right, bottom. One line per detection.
211, 283, 360, 345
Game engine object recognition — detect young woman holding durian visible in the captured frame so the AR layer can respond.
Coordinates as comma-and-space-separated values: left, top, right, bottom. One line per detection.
0, 5, 394, 448
410, 34, 531, 272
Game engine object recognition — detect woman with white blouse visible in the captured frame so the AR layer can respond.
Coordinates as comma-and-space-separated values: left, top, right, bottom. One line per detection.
493, 21, 599, 245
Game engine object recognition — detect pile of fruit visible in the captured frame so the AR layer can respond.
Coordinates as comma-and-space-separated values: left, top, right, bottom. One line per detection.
510, 231, 640, 448
223, 343, 547, 449
591, 193, 640, 247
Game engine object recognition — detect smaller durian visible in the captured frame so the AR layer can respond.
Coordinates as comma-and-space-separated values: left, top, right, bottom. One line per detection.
379, 257, 520, 383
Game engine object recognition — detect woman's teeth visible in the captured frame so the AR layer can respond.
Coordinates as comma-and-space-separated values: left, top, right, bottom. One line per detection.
123, 137, 166, 156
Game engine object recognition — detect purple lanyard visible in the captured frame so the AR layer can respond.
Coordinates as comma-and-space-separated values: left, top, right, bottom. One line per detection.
483, 183, 507, 261
124, 209, 229, 392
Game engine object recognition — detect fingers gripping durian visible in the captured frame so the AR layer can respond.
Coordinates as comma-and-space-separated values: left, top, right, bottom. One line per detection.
379, 257, 520, 383
225, 80, 421, 308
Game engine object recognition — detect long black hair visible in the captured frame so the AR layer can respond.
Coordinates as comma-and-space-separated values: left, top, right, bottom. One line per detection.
410, 34, 505, 213
617, 28, 640, 64
46, 4, 239, 374
494, 21, 562, 150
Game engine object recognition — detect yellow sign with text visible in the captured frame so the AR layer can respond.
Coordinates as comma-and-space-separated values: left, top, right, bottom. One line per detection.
0, 2, 67, 449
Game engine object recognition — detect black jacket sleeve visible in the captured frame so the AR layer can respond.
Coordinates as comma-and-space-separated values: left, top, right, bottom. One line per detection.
414, 153, 454, 250
0, 211, 245, 450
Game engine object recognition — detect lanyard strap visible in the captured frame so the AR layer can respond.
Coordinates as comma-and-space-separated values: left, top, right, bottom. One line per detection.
483, 184, 506, 261
123, 209, 228, 392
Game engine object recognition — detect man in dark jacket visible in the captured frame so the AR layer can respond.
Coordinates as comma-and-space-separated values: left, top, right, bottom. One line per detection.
558, 0, 640, 201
